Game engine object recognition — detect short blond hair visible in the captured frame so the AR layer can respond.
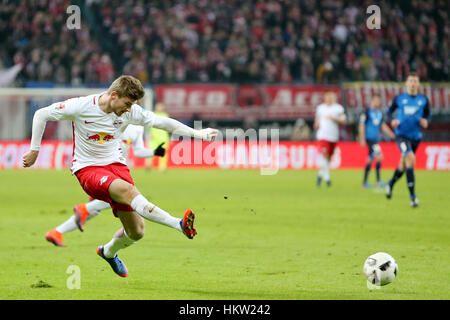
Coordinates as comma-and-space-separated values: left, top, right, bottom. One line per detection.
107, 75, 145, 101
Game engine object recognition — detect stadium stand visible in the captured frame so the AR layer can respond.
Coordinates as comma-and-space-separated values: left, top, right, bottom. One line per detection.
0, 0, 448, 85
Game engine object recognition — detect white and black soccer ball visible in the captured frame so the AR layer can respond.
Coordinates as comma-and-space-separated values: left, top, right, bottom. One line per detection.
363, 252, 398, 286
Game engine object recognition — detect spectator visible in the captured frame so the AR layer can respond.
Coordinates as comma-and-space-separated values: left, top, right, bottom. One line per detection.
96, 54, 115, 83
0, 0, 448, 85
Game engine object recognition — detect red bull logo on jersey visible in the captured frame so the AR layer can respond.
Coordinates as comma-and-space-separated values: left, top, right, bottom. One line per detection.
113, 120, 123, 128
87, 132, 115, 144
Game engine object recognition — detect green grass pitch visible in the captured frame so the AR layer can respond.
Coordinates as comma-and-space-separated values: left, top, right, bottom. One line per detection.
0, 168, 448, 300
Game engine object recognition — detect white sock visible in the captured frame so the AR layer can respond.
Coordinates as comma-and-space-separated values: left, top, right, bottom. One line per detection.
318, 155, 326, 178
56, 216, 78, 234
130, 194, 182, 232
86, 199, 110, 214
56, 200, 109, 235
103, 229, 136, 258
85, 199, 109, 219
323, 159, 330, 182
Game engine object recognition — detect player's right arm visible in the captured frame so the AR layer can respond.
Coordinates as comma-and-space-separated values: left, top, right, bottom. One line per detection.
381, 122, 395, 139
129, 125, 165, 158
358, 111, 367, 147
23, 98, 80, 167
387, 96, 399, 128
313, 118, 319, 131
313, 106, 321, 131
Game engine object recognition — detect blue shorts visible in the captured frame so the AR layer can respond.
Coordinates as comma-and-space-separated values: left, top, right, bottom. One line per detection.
396, 136, 420, 156
367, 140, 381, 159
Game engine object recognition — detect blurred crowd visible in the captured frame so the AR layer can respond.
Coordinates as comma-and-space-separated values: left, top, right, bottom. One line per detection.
0, 0, 448, 85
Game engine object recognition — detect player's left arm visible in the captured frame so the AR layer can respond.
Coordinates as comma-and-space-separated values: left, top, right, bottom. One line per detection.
130, 105, 218, 141
153, 116, 218, 140
331, 106, 347, 125
420, 97, 431, 129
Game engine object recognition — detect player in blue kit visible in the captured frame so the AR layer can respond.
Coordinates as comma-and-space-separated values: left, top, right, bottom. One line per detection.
385, 73, 431, 207
359, 94, 395, 188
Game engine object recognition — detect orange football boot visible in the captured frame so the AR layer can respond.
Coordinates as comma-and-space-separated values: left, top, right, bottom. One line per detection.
181, 209, 197, 239
45, 228, 66, 247
74, 203, 89, 232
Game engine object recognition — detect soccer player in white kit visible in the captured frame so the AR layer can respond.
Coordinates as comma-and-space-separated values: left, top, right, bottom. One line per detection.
313, 91, 347, 186
45, 124, 167, 247
23, 75, 218, 277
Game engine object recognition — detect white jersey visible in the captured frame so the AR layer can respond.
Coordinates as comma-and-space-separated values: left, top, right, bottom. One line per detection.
315, 103, 345, 142
120, 124, 154, 161
34, 93, 156, 174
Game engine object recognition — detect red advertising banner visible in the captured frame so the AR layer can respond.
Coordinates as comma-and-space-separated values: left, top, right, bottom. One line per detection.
153, 84, 342, 120
262, 85, 341, 119
158, 141, 449, 171
0, 141, 73, 169
1, 141, 449, 171
342, 82, 450, 114
153, 84, 237, 119
153, 83, 449, 120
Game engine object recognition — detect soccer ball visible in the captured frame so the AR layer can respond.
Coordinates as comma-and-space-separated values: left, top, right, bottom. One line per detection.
363, 252, 398, 286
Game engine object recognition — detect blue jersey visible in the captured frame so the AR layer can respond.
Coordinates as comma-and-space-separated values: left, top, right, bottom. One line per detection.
387, 93, 431, 141
360, 108, 384, 142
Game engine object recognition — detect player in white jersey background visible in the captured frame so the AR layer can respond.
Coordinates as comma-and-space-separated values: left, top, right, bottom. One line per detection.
23, 75, 218, 277
45, 124, 167, 247
313, 91, 347, 187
